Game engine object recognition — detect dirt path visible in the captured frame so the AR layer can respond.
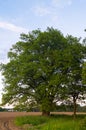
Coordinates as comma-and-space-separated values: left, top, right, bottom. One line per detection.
0, 118, 22, 130
0, 112, 41, 130
0, 112, 40, 130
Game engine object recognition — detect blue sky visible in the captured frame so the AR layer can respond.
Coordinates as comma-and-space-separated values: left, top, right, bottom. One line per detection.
0, 0, 86, 102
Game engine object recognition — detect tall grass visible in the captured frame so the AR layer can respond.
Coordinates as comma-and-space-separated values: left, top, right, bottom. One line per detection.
15, 115, 50, 126
38, 119, 79, 130
14, 114, 86, 130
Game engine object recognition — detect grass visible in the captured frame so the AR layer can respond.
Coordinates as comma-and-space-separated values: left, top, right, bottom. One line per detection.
15, 115, 50, 126
14, 114, 86, 130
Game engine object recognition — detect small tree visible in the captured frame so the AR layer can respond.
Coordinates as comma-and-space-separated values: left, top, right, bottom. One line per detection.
64, 35, 86, 118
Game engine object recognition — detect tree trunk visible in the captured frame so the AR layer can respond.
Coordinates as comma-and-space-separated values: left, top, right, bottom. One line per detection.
42, 110, 50, 116
73, 96, 77, 119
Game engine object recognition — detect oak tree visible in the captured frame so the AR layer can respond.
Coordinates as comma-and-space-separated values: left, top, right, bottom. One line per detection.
0, 27, 67, 115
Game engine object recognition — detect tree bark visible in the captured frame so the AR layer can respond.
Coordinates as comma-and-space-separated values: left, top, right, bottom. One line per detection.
42, 110, 50, 116
73, 96, 77, 119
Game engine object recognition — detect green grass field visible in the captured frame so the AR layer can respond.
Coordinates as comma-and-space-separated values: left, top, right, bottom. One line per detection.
14, 114, 86, 130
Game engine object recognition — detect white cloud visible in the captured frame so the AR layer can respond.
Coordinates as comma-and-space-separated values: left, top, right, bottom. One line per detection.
52, 0, 72, 8
32, 6, 50, 16
0, 21, 28, 33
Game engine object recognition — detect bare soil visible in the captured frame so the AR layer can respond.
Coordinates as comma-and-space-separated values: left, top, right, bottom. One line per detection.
0, 112, 86, 130
0, 112, 41, 130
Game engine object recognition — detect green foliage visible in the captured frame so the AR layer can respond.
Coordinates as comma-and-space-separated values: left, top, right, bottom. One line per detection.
0, 107, 6, 111
62, 35, 86, 117
0, 27, 86, 115
82, 62, 86, 85
0, 27, 68, 114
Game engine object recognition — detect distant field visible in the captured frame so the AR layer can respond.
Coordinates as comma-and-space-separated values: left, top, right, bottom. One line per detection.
0, 112, 41, 118
0, 111, 86, 118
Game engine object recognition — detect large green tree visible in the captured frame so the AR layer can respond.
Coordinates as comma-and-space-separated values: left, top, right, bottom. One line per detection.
0, 27, 67, 115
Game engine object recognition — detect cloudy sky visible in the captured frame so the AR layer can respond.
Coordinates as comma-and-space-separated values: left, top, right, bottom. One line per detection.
0, 0, 86, 103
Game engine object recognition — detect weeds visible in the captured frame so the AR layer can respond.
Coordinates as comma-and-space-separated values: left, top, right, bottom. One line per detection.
14, 114, 86, 130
